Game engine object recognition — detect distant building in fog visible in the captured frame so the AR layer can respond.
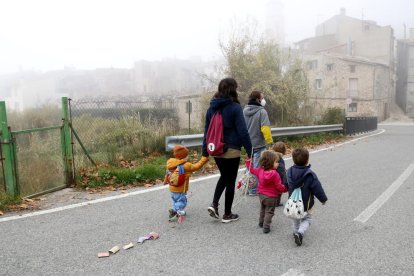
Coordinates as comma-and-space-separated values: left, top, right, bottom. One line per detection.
0, 57, 219, 110
132, 57, 213, 96
295, 8, 395, 121
1, 71, 63, 111
396, 28, 414, 118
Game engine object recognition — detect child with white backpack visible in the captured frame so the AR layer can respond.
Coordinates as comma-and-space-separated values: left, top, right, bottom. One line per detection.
286, 148, 327, 246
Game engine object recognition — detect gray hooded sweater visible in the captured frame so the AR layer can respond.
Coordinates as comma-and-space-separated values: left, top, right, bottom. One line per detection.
243, 103, 271, 149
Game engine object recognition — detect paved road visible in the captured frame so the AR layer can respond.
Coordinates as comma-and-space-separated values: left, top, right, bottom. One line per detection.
1, 125, 414, 275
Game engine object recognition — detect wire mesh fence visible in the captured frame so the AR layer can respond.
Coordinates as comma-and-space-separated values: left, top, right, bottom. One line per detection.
13, 129, 65, 197
70, 99, 180, 166
7, 106, 63, 131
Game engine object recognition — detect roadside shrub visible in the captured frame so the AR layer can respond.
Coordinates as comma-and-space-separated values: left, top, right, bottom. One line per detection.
318, 107, 344, 125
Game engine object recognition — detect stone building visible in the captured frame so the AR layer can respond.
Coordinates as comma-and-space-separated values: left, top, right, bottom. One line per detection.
302, 53, 392, 121
295, 9, 395, 121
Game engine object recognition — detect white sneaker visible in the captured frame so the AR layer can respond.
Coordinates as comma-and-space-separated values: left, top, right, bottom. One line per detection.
177, 210, 186, 216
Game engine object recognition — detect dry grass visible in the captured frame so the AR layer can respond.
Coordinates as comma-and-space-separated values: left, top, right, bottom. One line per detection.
72, 114, 176, 165
14, 130, 65, 197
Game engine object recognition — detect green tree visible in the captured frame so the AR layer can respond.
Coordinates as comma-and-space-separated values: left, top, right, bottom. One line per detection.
219, 19, 309, 126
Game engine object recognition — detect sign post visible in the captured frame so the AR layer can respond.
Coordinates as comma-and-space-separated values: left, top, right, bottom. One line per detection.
186, 100, 192, 134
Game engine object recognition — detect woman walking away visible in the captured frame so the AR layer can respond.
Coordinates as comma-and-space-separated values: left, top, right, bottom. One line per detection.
202, 78, 252, 223
243, 91, 273, 195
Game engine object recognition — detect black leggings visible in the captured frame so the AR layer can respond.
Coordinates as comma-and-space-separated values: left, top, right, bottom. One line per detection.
212, 157, 241, 215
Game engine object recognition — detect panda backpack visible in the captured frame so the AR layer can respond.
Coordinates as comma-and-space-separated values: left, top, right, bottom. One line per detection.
283, 187, 307, 219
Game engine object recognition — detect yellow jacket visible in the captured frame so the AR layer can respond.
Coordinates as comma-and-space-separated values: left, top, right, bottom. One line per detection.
164, 156, 209, 193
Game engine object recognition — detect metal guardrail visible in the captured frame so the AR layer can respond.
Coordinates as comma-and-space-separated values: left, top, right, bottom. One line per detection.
165, 124, 343, 151
343, 117, 377, 135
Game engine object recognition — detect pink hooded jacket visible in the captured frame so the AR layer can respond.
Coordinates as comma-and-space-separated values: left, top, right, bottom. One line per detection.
246, 159, 287, 198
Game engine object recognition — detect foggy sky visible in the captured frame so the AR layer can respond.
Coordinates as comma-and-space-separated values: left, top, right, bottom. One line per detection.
1, 0, 413, 75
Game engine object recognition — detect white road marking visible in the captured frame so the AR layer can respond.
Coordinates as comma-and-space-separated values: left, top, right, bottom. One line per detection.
0, 129, 385, 223
309, 128, 385, 155
379, 122, 414, 126
354, 163, 414, 223
281, 268, 305, 276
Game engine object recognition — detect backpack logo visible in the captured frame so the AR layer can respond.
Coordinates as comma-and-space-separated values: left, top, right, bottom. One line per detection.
165, 164, 185, 187
206, 111, 225, 156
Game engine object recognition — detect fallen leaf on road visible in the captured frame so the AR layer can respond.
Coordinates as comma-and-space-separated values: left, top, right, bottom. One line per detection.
0, 211, 4, 216
23, 198, 34, 203
144, 184, 152, 188
19, 204, 29, 209
32, 197, 47, 201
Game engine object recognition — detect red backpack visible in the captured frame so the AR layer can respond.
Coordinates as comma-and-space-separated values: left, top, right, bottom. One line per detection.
165, 164, 186, 187
206, 111, 225, 156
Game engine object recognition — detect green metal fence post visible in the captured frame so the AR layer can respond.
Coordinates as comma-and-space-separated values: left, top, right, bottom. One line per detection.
61, 97, 75, 186
0, 101, 18, 196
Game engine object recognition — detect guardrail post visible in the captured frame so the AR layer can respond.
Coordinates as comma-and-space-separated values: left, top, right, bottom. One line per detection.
0, 101, 18, 196
61, 97, 75, 186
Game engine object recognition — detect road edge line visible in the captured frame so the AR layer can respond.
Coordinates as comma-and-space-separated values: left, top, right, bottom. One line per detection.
354, 163, 414, 223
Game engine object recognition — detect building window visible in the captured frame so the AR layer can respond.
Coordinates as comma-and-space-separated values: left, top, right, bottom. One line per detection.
349, 65, 356, 73
315, 79, 322, 90
348, 78, 358, 97
307, 60, 318, 70
326, 64, 334, 71
348, 102, 357, 112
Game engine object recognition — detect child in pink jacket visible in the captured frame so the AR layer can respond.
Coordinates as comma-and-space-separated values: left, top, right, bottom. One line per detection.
246, 150, 288, 233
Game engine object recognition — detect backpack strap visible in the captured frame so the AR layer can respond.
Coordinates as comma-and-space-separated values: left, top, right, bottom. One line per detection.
177, 164, 185, 175
179, 164, 188, 192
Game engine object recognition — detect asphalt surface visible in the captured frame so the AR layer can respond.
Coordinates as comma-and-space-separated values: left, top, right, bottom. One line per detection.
1, 124, 414, 275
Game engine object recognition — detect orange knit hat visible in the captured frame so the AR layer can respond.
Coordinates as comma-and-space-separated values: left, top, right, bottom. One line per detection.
173, 145, 189, 159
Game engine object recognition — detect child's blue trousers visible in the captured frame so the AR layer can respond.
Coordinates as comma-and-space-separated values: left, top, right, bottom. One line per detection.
171, 192, 187, 212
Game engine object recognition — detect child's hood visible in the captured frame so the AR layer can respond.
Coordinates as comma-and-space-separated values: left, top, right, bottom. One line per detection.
166, 158, 186, 170
287, 164, 313, 189
260, 169, 278, 183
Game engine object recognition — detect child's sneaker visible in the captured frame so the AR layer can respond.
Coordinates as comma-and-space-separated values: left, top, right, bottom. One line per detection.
294, 232, 303, 246
208, 205, 219, 219
258, 222, 263, 228
168, 209, 177, 219
169, 215, 178, 222
221, 213, 239, 223
177, 210, 186, 216
263, 227, 270, 234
